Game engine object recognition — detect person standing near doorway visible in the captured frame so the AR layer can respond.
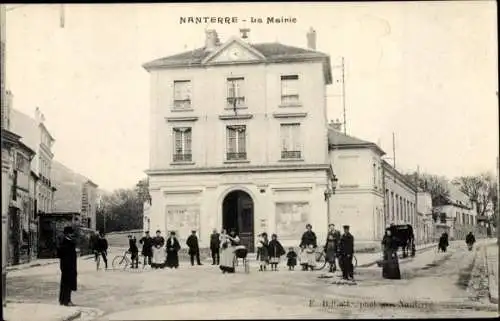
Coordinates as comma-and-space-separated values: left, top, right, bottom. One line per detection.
299, 224, 317, 271
339, 225, 355, 281
57, 226, 77, 306
210, 229, 221, 265
165, 231, 181, 269
151, 230, 166, 269
186, 230, 203, 266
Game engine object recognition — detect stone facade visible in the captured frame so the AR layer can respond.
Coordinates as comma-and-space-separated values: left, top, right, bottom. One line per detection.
145, 29, 333, 251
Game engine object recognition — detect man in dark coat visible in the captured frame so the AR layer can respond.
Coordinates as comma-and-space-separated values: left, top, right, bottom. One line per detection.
339, 225, 355, 280
438, 232, 449, 252
139, 231, 153, 266
324, 223, 341, 272
466, 232, 476, 251
57, 226, 77, 306
210, 229, 221, 265
166, 231, 181, 268
186, 230, 202, 266
95, 231, 109, 269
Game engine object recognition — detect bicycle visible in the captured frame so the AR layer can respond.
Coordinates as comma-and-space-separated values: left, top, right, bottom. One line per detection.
313, 248, 357, 271
112, 251, 145, 271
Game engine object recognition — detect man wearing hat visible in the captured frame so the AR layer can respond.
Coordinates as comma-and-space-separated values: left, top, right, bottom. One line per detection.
57, 226, 78, 306
186, 230, 202, 266
338, 225, 355, 281
139, 231, 154, 266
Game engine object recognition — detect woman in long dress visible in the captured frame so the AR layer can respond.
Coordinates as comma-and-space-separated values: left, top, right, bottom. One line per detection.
299, 224, 317, 271
381, 229, 401, 279
165, 231, 181, 269
151, 230, 166, 269
219, 229, 240, 274
257, 233, 270, 271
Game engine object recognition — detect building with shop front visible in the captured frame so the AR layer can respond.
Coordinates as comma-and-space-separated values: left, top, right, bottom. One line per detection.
144, 28, 336, 250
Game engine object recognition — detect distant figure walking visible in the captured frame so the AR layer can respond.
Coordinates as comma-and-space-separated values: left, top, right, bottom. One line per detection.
140, 231, 153, 266
186, 230, 203, 266
151, 230, 166, 269
438, 232, 449, 253
256, 232, 270, 271
286, 247, 297, 270
339, 225, 355, 281
299, 224, 317, 271
381, 229, 401, 280
466, 232, 476, 251
210, 229, 221, 265
268, 234, 285, 271
57, 226, 77, 306
165, 231, 181, 269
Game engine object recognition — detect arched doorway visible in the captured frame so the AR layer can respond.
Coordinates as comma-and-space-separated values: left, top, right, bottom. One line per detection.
222, 190, 254, 252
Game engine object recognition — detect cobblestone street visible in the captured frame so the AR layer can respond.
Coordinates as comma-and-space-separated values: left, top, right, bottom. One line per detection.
6, 241, 498, 320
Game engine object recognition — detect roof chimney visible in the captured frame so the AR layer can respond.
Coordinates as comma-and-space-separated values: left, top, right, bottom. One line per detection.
204, 29, 220, 52
307, 27, 316, 50
329, 118, 342, 132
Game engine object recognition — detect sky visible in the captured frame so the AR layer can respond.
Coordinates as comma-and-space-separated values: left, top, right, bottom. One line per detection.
5, 2, 498, 191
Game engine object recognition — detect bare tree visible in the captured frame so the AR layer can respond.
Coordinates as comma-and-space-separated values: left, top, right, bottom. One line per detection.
454, 172, 497, 217
403, 172, 450, 206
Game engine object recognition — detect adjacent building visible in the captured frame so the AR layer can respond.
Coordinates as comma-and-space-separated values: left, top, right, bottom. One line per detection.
144, 28, 334, 250
51, 160, 99, 230
328, 120, 417, 245
416, 191, 433, 243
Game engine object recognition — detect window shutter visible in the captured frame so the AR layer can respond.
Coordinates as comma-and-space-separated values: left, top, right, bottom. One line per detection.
292, 124, 300, 151
227, 127, 236, 153
174, 129, 183, 153
185, 129, 192, 153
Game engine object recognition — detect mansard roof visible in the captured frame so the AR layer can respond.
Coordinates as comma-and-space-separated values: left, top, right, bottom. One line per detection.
327, 128, 386, 156
143, 41, 332, 84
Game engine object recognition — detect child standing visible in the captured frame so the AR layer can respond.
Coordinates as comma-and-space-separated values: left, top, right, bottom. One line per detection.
286, 247, 297, 270
256, 233, 269, 271
128, 235, 139, 269
268, 234, 285, 271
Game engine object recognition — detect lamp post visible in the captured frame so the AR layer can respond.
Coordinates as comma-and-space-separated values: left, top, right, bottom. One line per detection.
324, 174, 339, 226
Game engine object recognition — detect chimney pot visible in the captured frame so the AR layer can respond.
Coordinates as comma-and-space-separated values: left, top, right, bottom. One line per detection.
205, 29, 220, 52
307, 27, 316, 50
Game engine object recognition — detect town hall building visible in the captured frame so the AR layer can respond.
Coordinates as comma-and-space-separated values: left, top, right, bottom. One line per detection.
143, 29, 335, 250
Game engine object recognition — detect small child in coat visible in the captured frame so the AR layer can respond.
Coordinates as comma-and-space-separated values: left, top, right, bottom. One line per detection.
286, 247, 297, 270
128, 235, 139, 269
268, 234, 285, 271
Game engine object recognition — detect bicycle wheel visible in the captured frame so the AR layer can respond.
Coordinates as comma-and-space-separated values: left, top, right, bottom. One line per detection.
112, 255, 128, 270
313, 252, 327, 271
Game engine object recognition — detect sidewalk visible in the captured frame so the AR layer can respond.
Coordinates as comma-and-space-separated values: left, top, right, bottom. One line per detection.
6, 254, 94, 273
485, 242, 498, 304
4, 303, 81, 321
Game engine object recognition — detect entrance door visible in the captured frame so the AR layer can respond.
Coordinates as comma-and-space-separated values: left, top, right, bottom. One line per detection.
222, 190, 254, 252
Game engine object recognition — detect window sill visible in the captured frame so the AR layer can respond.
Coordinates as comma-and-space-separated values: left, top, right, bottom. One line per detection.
224, 106, 248, 111
224, 160, 250, 164
278, 158, 304, 162
171, 108, 194, 112
279, 103, 302, 108
170, 161, 195, 166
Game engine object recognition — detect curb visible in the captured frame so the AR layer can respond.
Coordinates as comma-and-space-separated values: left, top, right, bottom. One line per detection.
484, 244, 499, 304
64, 310, 82, 321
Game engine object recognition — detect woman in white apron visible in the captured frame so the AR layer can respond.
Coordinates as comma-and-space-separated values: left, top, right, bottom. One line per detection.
219, 229, 240, 273
151, 230, 166, 269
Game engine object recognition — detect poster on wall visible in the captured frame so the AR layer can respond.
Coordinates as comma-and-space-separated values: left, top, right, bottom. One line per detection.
275, 202, 310, 240
165, 205, 200, 240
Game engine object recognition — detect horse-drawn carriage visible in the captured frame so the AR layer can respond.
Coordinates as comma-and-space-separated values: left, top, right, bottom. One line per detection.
387, 224, 416, 258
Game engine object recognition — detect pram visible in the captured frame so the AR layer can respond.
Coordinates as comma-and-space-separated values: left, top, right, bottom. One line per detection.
233, 245, 250, 273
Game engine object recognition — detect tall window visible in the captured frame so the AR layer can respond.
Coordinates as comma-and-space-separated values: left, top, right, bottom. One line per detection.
280, 123, 301, 159
173, 80, 192, 110
440, 212, 446, 223
226, 77, 245, 109
16, 153, 28, 173
372, 163, 377, 186
226, 125, 246, 160
390, 192, 394, 222
280, 75, 299, 105
172, 127, 192, 162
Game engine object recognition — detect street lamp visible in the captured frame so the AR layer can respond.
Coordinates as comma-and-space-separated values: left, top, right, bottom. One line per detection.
325, 174, 339, 227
